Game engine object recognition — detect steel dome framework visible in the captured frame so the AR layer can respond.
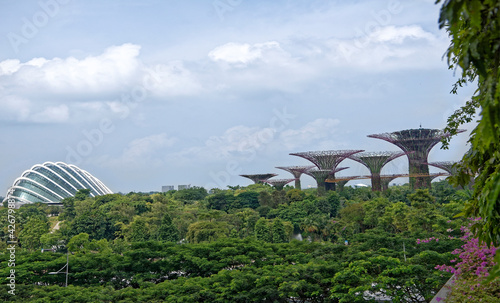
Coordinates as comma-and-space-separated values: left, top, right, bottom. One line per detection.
4, 161, 113, 206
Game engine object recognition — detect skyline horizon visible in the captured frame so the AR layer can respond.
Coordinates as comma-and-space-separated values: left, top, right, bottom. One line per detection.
1, 1, 476, 194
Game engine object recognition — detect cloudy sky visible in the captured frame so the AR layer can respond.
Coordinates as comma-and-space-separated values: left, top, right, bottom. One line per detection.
0, 0, 477, 193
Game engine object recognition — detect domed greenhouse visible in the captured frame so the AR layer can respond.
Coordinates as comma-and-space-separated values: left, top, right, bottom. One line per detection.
3, 161, 112, 206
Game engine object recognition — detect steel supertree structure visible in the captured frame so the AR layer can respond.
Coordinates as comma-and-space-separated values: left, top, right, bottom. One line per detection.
427, 161, 458, 175
290, 150, 363, 191
367, 128, 465, 189
263, 178, 296, 190
349, 151, 406, 191
305, 167, 349, 195
239, 174, 277, 184
275, 165, 315, 189
380, 174, 406, 191
429, 172, 450, 182
326, 175, 362, 191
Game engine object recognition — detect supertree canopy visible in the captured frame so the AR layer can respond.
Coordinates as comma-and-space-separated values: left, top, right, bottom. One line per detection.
290, 150, 363, 191
429, 172, 450, 181
349, 151, 406, 191
367, 128, 465, 189
427, 161, 458, 175
289, 150, 364, 170
240, 174, 277, 184
263, 178, 296, 190
305, 167, 349, 195
275, 165, 315, 189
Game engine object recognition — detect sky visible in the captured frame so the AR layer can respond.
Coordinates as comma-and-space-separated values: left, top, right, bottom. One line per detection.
0, 0, 478, 194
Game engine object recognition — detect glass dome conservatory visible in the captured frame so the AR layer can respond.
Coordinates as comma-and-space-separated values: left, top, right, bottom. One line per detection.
3, 161, 112, 206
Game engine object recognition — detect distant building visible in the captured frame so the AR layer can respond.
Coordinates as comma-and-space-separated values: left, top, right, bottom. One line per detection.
162, 185, 174, 192
178, 184, 191, 190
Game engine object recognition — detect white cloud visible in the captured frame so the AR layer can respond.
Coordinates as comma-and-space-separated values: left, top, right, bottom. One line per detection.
326, 25, 445, 70
145, 61, 202, 97
207, 125, 276, 156
0, 59, 23, 76
179, 125, 276, 163
0, 95, 31, 121
122, 133, 176, 162
9, 43, 141, 94
90, 133, 178, 185
31, 104, 69, 123
208, 41, 286, 66
0, 43, 205, 124
280, 118, 341, 150
179, 118, 343, 164
368, 25, 435, 44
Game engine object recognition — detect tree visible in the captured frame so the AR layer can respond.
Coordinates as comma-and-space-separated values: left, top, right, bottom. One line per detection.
286, 189, 305, 202
186, 221, 229, 243
75, 188, 91, 201
233, 191, 260, 209
363, 197, 390, 229
206, 191, 235, 211
327, 191, 341, 218
156, 213, 180, 242
437, 0, 500, 246
173, 186, 207, 201
59, 197, 76, 220
271, 218, 288, 243
67, 232, 90, 253
271, 190, 289, 207
254, 218, 272, 242
69, 210, 114, 240
379, 202, 410, 233
18, 218, 49, 250
339, 203, 365, 233
128, 216, 151, 242
407, 189, 438, 232
258, 191, 273, 208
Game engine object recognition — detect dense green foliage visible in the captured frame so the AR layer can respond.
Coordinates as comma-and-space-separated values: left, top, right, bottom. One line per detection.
438, 0, 500, 246
0, 182, 472, 302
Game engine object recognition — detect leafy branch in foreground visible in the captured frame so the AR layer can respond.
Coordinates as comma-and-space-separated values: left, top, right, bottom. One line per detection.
437, 0, 500, 246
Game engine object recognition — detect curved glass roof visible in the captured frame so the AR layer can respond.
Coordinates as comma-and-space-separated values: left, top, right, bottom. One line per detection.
3, 162, 113, 206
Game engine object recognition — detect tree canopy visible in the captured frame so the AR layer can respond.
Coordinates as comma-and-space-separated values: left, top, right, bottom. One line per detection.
438, 0, 500, 246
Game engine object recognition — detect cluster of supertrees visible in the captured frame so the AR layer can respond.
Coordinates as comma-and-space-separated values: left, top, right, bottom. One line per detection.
240, 127, 465, 194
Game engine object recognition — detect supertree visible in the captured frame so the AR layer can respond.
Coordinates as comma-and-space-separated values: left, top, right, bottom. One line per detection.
275, 165, 315, 189
326, 175, 362, 191
427, 161, 474, 189
367, 128, 465, 189
240, 174, 277, 184
429, 172, 450, 182
380, 174, 406, 191
427, 161, 458, 175
305, 167, 349, 195
263, 178, 296, 191
290, 150, 363, 191
349, 151, 407, 191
